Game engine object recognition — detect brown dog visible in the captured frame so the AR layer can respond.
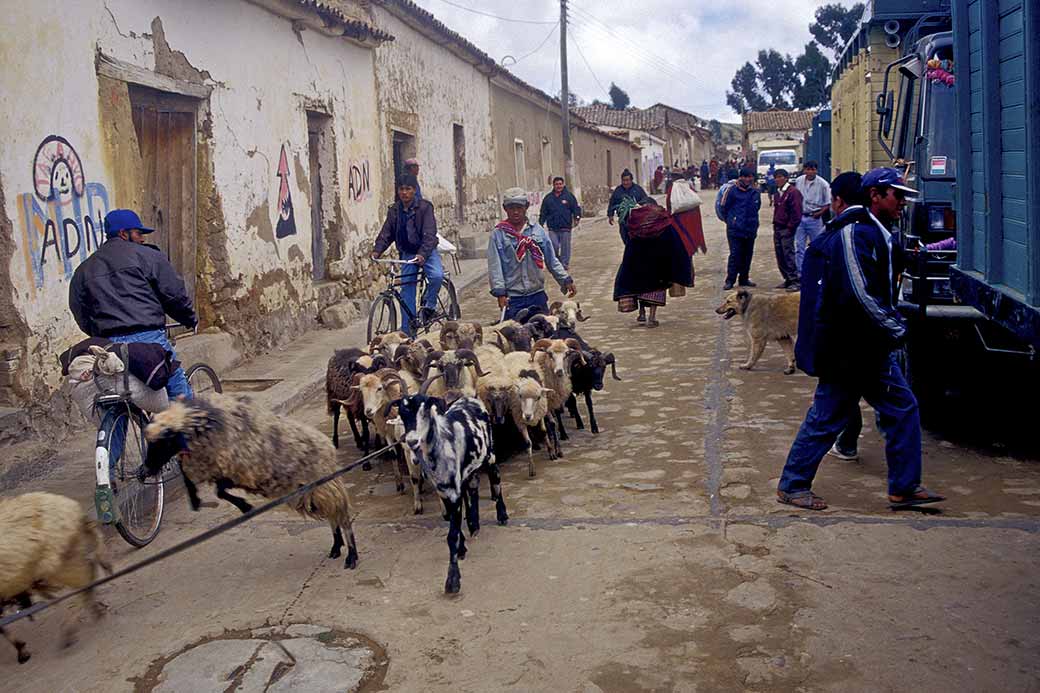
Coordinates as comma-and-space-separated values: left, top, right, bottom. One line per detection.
715, 289, 799, 374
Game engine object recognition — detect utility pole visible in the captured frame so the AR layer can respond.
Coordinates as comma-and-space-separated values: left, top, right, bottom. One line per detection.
559, 0, 575, 189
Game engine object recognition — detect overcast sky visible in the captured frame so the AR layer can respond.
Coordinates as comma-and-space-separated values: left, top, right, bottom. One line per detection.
410, 0, 857, 123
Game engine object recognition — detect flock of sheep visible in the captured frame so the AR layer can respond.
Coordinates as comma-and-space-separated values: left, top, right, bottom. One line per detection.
0, 301, 619, 663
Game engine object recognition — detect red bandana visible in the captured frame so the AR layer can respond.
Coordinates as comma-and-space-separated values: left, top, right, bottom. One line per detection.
496, 221, 544, 269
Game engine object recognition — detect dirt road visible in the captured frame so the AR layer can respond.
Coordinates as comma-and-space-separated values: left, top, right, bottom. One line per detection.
4, 191, 1039, 692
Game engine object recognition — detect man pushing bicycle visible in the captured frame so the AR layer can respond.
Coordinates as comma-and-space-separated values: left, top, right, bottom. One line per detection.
371, 174, 445, 333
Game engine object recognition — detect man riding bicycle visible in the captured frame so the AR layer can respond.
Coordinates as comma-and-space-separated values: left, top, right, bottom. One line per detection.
69, 208, 197, 400
371, 174, 444, 333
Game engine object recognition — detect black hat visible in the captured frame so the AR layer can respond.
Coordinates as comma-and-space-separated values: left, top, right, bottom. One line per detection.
397, 173, 419, 189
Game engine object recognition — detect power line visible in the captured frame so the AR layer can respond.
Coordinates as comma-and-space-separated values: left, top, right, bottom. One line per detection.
571, 32, 610, 100
509, 21, 560, 65
426, 0, 557, 25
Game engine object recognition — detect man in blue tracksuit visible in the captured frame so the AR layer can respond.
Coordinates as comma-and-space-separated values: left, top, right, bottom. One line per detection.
538, 176, 581, 270
777, 168, 945, 510
719, 167, 761, 290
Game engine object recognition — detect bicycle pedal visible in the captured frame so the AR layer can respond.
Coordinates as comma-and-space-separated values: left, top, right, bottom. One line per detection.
95, 485, 118, 525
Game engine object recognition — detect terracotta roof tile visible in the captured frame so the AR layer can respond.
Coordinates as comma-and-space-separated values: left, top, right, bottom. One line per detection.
297, 1, 395, 43
742, 109, 815, 132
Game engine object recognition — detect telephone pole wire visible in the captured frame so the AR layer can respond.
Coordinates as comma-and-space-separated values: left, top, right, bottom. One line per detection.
560, 0, 575, 189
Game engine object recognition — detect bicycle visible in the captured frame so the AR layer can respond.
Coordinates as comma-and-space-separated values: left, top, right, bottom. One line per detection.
367, 258, 461, 342
93, 327, 222, 547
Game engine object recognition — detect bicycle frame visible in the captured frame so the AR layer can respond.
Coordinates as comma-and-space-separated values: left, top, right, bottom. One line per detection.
374, 258, 451, 330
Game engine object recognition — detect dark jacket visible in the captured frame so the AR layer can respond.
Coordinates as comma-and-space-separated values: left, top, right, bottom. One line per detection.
772, 183, 803, 232
795, 205, 907, 380
374, 198, 437, 260
538, 189, 581, 231
720, 182, 761, 236
607, 184, 650, 220
69, 238, 196, 338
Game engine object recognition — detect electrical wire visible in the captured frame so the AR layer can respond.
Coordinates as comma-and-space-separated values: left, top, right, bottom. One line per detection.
427, 0, 556, 25
571, 32, 611, 101
509, 21, 560, 65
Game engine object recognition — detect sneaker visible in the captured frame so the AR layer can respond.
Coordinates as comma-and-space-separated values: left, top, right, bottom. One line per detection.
738, 280, 757, 287
786, 282, 801, 292
723, 281, 735, 290
827, 444, 858, 461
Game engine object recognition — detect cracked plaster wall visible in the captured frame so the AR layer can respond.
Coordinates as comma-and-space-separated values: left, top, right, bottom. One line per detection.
372, 9, 500, 241
0, 0, 386, 409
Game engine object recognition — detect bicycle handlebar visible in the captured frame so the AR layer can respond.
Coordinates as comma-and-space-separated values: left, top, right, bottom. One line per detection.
374, 258, 420, 265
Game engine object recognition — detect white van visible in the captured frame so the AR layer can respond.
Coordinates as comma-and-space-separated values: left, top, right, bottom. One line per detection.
756, 149, 798, 183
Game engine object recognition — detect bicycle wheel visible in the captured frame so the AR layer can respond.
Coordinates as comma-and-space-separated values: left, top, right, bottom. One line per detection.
186, 362, 222, 397
367, 293, 399, 343
438, 278, 461, 320
100, 405, 164, 547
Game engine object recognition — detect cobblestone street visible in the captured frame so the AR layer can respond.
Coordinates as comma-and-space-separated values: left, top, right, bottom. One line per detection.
3, 193, 1038, 692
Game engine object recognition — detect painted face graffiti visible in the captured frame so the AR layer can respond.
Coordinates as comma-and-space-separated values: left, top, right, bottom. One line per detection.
33, 135, 86, 204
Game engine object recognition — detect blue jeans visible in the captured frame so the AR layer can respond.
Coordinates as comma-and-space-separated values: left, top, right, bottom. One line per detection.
504, 291, 549, 322
795, 215, 824, 272
547, 228, 572, 269
399, 249, 444, 333
105, 329, 192, 466
778, 353, 922, 496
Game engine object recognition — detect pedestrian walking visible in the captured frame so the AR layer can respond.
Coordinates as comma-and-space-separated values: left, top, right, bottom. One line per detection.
793, 160, 831, 271
719, 167, 761, 290
403, 158, 422, 199
771, 168, 802, 290
607, 169, 650, 244
538, 176, 581, 270
700, 160, 710, 191
372, 174, 443, 333
709, 158, 719, 189
489, 187, 577, 321
766, 162, 777, 206
612, 198, 693, 328
776, 167, 945, 511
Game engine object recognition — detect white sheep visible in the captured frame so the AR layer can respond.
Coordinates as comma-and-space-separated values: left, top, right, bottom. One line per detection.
529, 338, 584, 441
0, 492, 111, 664
142, 394, 360, 569
502, 352, 561, 474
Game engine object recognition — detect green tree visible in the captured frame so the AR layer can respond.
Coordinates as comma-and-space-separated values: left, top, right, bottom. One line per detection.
609, 83, 630, 110
756, 49, 797, 110
709, 119, 723, 143
810, 2, 865, 62
793, 42, 831, 109
726, 62, 768, 115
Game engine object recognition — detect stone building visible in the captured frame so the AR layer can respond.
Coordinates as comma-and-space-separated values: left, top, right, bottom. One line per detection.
0, 0, 392, 412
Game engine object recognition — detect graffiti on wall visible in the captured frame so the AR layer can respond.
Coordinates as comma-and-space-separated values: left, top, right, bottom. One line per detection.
347, 159, 371, 202
275, 144, 297, 239
18, 136, 110, 295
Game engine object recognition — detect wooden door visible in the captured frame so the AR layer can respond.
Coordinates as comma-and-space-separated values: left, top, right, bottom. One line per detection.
129, 86, 198, 302
453, 124, 466, 222
308, 125, 325, 280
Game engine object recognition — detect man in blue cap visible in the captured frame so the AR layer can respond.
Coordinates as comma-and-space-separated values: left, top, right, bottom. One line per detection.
70, 208, 196, 399
776, 168, 944, 511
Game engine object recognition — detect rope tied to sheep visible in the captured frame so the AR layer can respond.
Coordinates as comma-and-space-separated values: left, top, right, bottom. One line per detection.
0, 442, 396, 629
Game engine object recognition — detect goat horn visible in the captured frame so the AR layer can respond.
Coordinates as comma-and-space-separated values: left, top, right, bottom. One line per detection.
576, 303, 589, 322
606, 354, 621, 381
456, 348, 487, 377
420, 373, 444, 395
533, 339, 553, 351
548, 301, 563, 314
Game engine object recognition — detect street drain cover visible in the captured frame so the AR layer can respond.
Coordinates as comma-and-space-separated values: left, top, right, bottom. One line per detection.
132, 624, 388, 692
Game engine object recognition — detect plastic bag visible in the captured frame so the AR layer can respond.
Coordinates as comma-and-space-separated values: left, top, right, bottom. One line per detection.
669, 180, 701, 213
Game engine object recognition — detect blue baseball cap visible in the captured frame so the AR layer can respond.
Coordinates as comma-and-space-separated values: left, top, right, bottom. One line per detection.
104, 209, 154, 236
860, 167, 919, 196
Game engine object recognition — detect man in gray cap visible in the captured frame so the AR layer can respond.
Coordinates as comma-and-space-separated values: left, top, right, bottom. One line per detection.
489, 187, 576, 320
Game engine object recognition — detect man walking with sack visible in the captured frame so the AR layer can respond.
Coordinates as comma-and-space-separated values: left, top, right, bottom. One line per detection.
772, 168, 803, 290
538, 176, 581, 270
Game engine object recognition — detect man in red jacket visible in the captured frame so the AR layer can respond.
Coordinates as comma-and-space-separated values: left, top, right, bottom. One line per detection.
771, 168, 803, 291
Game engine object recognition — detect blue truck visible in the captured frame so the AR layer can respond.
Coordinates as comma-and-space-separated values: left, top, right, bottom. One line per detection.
873, 0, 1038, 403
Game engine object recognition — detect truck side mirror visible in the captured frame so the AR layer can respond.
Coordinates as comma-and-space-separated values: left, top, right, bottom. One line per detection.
877, 91, 894, 137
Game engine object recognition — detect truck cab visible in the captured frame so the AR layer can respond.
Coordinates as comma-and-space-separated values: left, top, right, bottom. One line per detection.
878, 31, 960, 314
755, 148, 799, 184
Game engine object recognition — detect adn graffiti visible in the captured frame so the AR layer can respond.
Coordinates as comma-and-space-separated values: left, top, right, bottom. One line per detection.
347, 159, 371, 202
19, 136, 110, 294
275, 144, 297, 239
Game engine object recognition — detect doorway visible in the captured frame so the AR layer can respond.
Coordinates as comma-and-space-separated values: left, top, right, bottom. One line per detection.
391, 130, 416, 187
453, 124, 466, 222
606, 149, 613, 185
307, 111, 334, 281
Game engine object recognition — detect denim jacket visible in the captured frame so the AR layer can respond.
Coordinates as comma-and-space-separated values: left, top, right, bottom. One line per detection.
487, 221, 571, 298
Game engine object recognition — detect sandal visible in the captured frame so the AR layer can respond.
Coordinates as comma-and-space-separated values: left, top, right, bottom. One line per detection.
777, 490, 827, 510
637, 313, 647, 323
888, 486, 945, 508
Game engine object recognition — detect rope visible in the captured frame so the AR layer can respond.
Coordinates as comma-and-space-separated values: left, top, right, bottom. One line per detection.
0, 442, 397, 629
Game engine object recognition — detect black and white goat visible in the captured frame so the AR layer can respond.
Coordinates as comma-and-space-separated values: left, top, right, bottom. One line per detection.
391, 381, 508, 594
566, 350, 620, 434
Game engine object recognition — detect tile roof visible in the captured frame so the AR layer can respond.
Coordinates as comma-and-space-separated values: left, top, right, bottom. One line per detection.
742, 109, 816, 133
297, 1, 395, 43
573, 104, 657, 131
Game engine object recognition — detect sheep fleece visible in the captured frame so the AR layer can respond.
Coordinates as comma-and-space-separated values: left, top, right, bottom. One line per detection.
147, 394, 352, 523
